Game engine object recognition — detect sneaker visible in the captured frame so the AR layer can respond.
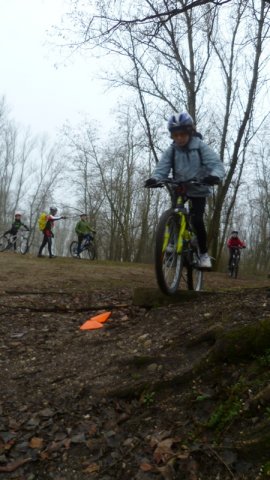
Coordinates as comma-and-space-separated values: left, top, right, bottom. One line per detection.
37, 253, 44, 258
199, 253, 212, 269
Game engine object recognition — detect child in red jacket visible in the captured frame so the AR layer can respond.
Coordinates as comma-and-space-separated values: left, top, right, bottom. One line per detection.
227, 230, 246, 269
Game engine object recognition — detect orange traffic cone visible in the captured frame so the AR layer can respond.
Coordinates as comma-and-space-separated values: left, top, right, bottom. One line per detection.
90, 311, 112, 323
80, 311, 112, 330
80, 320, 104, 330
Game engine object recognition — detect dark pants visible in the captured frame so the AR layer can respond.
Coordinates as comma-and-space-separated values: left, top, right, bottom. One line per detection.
188, 197, 207, 254
39, 234, 53, 256
77, 234, 92, 254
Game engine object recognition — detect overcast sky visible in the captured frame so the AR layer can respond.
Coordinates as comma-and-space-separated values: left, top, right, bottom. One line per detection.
0, 0, 117, 137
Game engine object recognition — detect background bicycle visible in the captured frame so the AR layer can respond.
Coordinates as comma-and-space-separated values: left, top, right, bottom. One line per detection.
148, 178, 204, 295
229, 246, 243, 279
0, 230, 30, 255
70, 234, 97, 260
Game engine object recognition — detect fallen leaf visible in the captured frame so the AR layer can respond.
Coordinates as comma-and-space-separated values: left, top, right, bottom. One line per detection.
29, 437, 44, 449
140, 462, 154, 471
153, 438, 175, 464
157, 463, 175, 480
83, 462, 100, 473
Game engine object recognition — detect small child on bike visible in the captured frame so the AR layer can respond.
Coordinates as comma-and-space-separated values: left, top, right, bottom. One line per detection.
4, 212, 29, 251
75, 214, 96, 257
227, 230, 246, 269
144, 112, 225, 269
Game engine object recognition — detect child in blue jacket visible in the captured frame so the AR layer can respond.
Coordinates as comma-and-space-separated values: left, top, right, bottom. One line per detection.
145, 112, 225, 269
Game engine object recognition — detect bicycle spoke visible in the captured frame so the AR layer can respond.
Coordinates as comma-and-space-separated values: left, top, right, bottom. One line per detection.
155, 211, 183, 294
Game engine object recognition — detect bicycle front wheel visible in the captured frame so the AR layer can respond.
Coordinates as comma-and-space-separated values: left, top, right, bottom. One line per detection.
229, 256, 236, 278
87, 243, 96, 260
70, 241, 79, 258
232, 256, 239, 279
155, 210, 183, 295
20, 238, 29, 255
0, 236, 9, 252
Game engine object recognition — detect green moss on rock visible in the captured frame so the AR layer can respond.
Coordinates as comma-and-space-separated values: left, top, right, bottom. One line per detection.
211, 319, 270, 362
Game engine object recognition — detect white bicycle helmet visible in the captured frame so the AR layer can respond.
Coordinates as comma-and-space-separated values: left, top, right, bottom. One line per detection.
168, 112, 194, 133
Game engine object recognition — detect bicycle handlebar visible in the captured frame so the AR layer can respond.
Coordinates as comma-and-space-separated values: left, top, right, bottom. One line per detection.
149, 178, 208, 188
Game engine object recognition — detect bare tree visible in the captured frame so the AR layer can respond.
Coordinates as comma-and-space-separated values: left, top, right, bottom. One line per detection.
25, 137, 66, 253
61, 110, 164, 261
0, 115, 36, 228
58, 0, 231, 47
55, 0, 270, 269
207, 0, 270, 263
243, 140, 270, 273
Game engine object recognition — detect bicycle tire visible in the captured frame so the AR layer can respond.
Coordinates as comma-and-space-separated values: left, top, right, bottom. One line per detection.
229, 253, 239, 279
70, 241, 79, 258
0, 236, 9, 252
20, 238, 29, 255
155, 210, 184, 295
187, 248, 204, 291
233, 255, 240, 279
87, 243, 96, 260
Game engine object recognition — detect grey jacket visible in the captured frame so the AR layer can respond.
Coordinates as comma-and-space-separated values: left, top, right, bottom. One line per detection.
152, 137, 225, 197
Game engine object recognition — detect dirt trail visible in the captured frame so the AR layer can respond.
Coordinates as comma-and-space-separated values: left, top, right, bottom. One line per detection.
0, 253, 269, 479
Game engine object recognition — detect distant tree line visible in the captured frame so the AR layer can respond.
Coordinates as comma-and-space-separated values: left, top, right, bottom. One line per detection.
1, 0, 270, 272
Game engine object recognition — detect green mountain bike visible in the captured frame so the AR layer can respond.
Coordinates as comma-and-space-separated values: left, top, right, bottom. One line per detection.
148, 179, 204, 295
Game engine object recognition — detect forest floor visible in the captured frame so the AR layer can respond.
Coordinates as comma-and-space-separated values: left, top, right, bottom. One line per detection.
0, 253, 270, 480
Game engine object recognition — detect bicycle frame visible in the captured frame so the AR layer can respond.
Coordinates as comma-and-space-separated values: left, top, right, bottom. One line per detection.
0, 230, 30, 254
152, 178, 203, 294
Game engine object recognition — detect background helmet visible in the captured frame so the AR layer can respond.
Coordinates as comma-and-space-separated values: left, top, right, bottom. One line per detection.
50, 206, 58, 215
15, 212, 22, 217
231, 230, 238, 235
168, 112, 194, 133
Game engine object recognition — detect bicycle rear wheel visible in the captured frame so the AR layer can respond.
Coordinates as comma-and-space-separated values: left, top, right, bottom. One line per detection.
155, 210, 183, 295
0, 236, 9, 252
70, 241, 79, 258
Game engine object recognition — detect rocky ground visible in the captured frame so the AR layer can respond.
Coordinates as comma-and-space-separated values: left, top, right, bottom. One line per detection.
0, 253, 270, 480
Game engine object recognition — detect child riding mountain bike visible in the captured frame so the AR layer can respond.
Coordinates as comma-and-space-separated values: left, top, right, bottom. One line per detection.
75, 214, 96, 257
144, 111, 225, 269
4, 212, 29, 251
37, 207, 66, 258
227, 230, 246, 269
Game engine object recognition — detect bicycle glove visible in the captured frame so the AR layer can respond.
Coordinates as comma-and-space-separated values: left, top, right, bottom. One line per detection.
144, 178, 158, 188
202, 175, 220, 186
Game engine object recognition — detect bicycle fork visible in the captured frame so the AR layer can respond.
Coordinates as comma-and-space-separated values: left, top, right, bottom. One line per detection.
162, 212, 189, 254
